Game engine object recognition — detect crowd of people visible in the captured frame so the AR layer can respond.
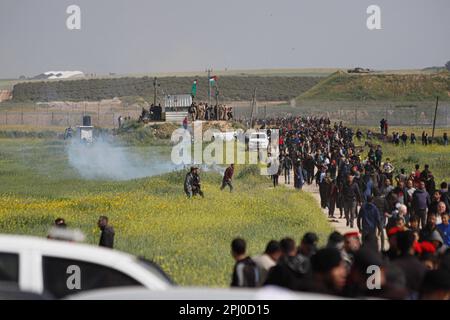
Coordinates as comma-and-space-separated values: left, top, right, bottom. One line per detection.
56, 113, 449, 299
135, 101, 234, 123
138, 104, 163, 122
228, 116, 450, 299
387, 130, 448, 146
188, 102, 233, 121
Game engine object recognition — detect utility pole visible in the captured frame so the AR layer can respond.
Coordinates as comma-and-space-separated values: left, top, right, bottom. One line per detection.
385, 106, 388, 122
215, 80, 219, 107
207, 68, 212, 107
249, 88, 257, 128
432, 96, 439, 142
153, 77, 158, 106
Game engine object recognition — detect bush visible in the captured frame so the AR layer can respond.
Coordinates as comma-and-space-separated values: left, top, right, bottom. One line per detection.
236, 164, 260, 180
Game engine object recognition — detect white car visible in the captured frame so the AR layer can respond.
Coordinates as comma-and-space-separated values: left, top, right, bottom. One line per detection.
0, 234, 172, 299
248, 132, 269, 151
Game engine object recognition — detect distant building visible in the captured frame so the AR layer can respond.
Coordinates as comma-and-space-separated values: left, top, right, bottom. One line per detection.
32, 71, 85, 80
347, 67, 372, 74
164, 94, 192, 122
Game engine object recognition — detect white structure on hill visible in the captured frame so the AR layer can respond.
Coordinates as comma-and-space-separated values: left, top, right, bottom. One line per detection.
33, 71, 85, 80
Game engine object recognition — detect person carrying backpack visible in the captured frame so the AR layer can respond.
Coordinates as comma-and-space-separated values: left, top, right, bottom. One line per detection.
230, 238, 260, 287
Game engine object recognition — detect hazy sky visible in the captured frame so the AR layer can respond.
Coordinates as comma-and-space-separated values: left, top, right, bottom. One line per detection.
0, 0, 449, 78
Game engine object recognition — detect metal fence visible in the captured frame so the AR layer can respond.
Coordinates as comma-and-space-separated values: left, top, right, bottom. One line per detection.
2, 101, 450, 128
0, 110, 141, 128
233, 101, 450, 127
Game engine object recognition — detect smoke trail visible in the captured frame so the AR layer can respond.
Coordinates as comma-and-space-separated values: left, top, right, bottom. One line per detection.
67, 138, 180, 180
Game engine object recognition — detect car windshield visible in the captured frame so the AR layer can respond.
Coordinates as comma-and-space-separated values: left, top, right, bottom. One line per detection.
250, 133, 266, 139
136, 257, 176, 285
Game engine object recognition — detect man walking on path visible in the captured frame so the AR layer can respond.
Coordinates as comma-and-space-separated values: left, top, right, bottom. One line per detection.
412, 181, 431, 229
357, 196, 382, 242
282, 154, 293, 185
221, 164, 234, 192
294, 161, 305, 190
343, 175, 362, 228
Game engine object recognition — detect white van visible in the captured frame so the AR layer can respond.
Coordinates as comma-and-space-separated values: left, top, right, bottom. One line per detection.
248, 132, 269, 151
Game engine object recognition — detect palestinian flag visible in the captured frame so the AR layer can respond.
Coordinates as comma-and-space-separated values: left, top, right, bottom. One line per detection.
209, 75, 217, 87
191, 79, 197, 97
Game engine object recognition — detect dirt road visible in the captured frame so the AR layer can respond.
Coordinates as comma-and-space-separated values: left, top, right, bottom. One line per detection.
279, 172, 358, 235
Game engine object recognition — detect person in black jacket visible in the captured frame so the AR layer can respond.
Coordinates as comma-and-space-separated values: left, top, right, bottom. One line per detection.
98, 216, 115, 249
230, 238, 259, 287
343, 175, 362, 228
393, 230, 427, 298
264, 237, 311, 290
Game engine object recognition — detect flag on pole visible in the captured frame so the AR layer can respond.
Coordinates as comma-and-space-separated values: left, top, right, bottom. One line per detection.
191, 79, 197, 97
209, 75, 217, 87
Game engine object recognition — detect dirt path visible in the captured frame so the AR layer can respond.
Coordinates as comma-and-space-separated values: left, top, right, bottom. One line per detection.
278, 172, 358, 235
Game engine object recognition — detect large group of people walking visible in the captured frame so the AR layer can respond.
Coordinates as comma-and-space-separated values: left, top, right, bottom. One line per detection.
228, 115, 450, 299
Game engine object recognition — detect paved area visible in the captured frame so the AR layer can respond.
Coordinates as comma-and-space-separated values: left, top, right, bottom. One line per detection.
278, 172, 358, 235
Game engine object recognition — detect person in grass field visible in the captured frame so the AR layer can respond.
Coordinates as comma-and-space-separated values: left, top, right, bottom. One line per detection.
98, 215, 115, 249
184, 166, 204, 198
221, 163, 234, 192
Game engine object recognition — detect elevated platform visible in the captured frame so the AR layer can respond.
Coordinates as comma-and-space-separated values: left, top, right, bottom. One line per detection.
164, 111, 188, 123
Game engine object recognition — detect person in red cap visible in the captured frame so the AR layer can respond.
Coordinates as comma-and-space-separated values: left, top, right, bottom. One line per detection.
413, 240, 422, 255
392, 230, 427, 297
419, 242, 438, 270
343, 232, 360, 264
383, 227, 401, 260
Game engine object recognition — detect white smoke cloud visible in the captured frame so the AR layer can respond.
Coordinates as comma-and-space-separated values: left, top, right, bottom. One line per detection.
66, 138, 180, 180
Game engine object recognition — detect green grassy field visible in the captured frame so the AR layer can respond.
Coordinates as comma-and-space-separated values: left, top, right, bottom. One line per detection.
354, 126, 450, 182
297, 71, 450, 102
0, 122, 448, 286
0, 136, 332, 286
0, 79, 19, 90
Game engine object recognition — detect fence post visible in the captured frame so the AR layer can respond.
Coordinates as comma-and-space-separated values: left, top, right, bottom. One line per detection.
446, 105, 448, 127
